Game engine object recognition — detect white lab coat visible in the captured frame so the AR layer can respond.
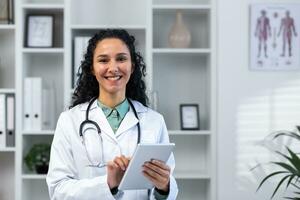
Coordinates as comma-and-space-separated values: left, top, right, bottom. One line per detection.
46, 99, 178, 200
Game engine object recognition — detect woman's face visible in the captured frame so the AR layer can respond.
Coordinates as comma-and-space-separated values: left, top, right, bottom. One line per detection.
92, 38, 133, 98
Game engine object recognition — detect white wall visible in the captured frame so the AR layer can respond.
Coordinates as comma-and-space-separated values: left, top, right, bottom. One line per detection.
217, 0, 300, 200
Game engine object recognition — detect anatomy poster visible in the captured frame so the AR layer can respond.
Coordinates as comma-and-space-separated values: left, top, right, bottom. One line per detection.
250, 4, 300, 71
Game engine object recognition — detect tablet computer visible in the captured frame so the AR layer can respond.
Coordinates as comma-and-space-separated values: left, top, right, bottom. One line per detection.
119, 143, 175, 190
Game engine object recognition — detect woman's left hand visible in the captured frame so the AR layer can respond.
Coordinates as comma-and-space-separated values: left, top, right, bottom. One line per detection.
142, 159, 170, 192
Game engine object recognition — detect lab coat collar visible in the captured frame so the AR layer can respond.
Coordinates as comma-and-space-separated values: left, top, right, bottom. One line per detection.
115, 106, 138, 137
79, 98, 148, 141
79, 98, 148, 113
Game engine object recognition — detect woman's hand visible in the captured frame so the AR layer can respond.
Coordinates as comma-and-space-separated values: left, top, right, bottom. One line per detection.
106, 155, 130, 189
142, 159, 170, 192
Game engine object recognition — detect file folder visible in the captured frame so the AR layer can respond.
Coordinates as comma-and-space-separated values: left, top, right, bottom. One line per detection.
0, 94, 6, 148
24, 78, 33, 131
6, 94, 15, 147
31, 78, 42, 130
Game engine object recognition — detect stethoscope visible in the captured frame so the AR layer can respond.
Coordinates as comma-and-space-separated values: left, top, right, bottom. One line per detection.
79, 96, 141, 168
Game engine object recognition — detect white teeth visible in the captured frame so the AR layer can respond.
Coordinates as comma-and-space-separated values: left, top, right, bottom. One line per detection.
106, 76, 121, 80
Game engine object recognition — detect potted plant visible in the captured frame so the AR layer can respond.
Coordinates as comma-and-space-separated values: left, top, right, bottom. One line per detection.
256, 127, 300, 199
24, 143, 51, 174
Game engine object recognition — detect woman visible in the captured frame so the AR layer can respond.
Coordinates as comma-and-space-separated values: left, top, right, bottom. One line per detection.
46, 29, 178, 199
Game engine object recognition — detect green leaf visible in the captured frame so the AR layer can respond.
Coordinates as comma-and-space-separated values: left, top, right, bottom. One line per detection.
287, 148, 300, 172
275, 150, 292, 161
271, 175, 291, 199
272, 162, 298, 174
286, 175, 296, 189
273, 131, 300, 141
291, 182, 300, 190
257, 171, 288, 192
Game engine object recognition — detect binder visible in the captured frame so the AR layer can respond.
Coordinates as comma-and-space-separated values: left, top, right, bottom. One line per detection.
31, 78, 42, 130
0, 94, 6, 148
6, 94, 15, 147
24, 78, 33, 130
42, 86, 55, 130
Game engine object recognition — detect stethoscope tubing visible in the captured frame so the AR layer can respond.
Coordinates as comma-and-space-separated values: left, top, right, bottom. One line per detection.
79, 97, 141, 162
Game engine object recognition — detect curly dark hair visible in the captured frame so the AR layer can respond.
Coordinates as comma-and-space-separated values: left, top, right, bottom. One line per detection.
70, 29, 148, 108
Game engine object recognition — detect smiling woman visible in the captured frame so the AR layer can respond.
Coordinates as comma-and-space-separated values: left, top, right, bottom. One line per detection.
46, 29, 178, 200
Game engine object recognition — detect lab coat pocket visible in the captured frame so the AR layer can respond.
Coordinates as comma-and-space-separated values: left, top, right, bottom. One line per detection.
141, 130, 157, 143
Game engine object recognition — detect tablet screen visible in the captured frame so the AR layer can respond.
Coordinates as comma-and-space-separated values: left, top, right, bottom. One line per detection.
118, 143, 175, 190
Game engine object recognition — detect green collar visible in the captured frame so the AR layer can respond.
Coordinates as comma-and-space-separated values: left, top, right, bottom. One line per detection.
97, 98, 129, 119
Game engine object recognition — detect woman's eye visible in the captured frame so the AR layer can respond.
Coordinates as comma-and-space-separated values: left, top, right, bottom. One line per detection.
117, 56, 127, 62
98, 59, 108, 63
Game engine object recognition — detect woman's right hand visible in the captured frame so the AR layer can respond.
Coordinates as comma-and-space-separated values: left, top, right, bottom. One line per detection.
106, 155, 130, 189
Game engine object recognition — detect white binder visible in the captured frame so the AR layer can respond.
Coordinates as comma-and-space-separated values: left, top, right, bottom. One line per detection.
42, 87, 55, 130
0, 94, 6, 148
6, 94, 15, 147
31, 78, 42, 130
24, 78, 33, 131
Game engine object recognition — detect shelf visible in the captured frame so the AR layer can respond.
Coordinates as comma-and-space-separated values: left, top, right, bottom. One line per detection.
22, 174, 47, 180
22, 130, 55, 135
0, 88, 15, 94
22, 3, 65, 9
153, 5, 211, 10
71, 24, 147, 30
0, 25, 15, 30
174, 170, 210, 179
169, 130, 211, 135
22, 48, 64, 54
0, 147, 16, 152
152, 48, 211, 54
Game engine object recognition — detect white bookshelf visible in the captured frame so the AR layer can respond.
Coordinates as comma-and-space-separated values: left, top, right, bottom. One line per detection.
21, 3, 65, 9
0, 147, 16, 152
22, 174, 47, 179
0, 1, 16, 199
0, 0, 217, 199
0, 89, 16, 94
152, 4, 211, 9
151, 0, 216, 199
0, 25, 16, 30
22, 130, 55, 135
22, 48, 64, 54
152, 48, 211, 54
169, 130, 211, 135
174, 170, 210, 179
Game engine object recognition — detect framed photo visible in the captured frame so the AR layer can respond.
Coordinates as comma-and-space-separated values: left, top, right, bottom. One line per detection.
26, 15, 54, 47
0, 0, 14, 24
250, 3, 300, 71
180, 104, 200, 130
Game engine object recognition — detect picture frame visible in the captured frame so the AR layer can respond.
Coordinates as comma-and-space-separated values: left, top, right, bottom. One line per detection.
0, 0, 14, 24
180, 104, 200, 130
250, 3, 300, 71
25, 14, 54, 47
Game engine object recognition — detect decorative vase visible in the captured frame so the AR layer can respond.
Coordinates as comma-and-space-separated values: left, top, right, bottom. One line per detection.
168, 10, 191, 48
